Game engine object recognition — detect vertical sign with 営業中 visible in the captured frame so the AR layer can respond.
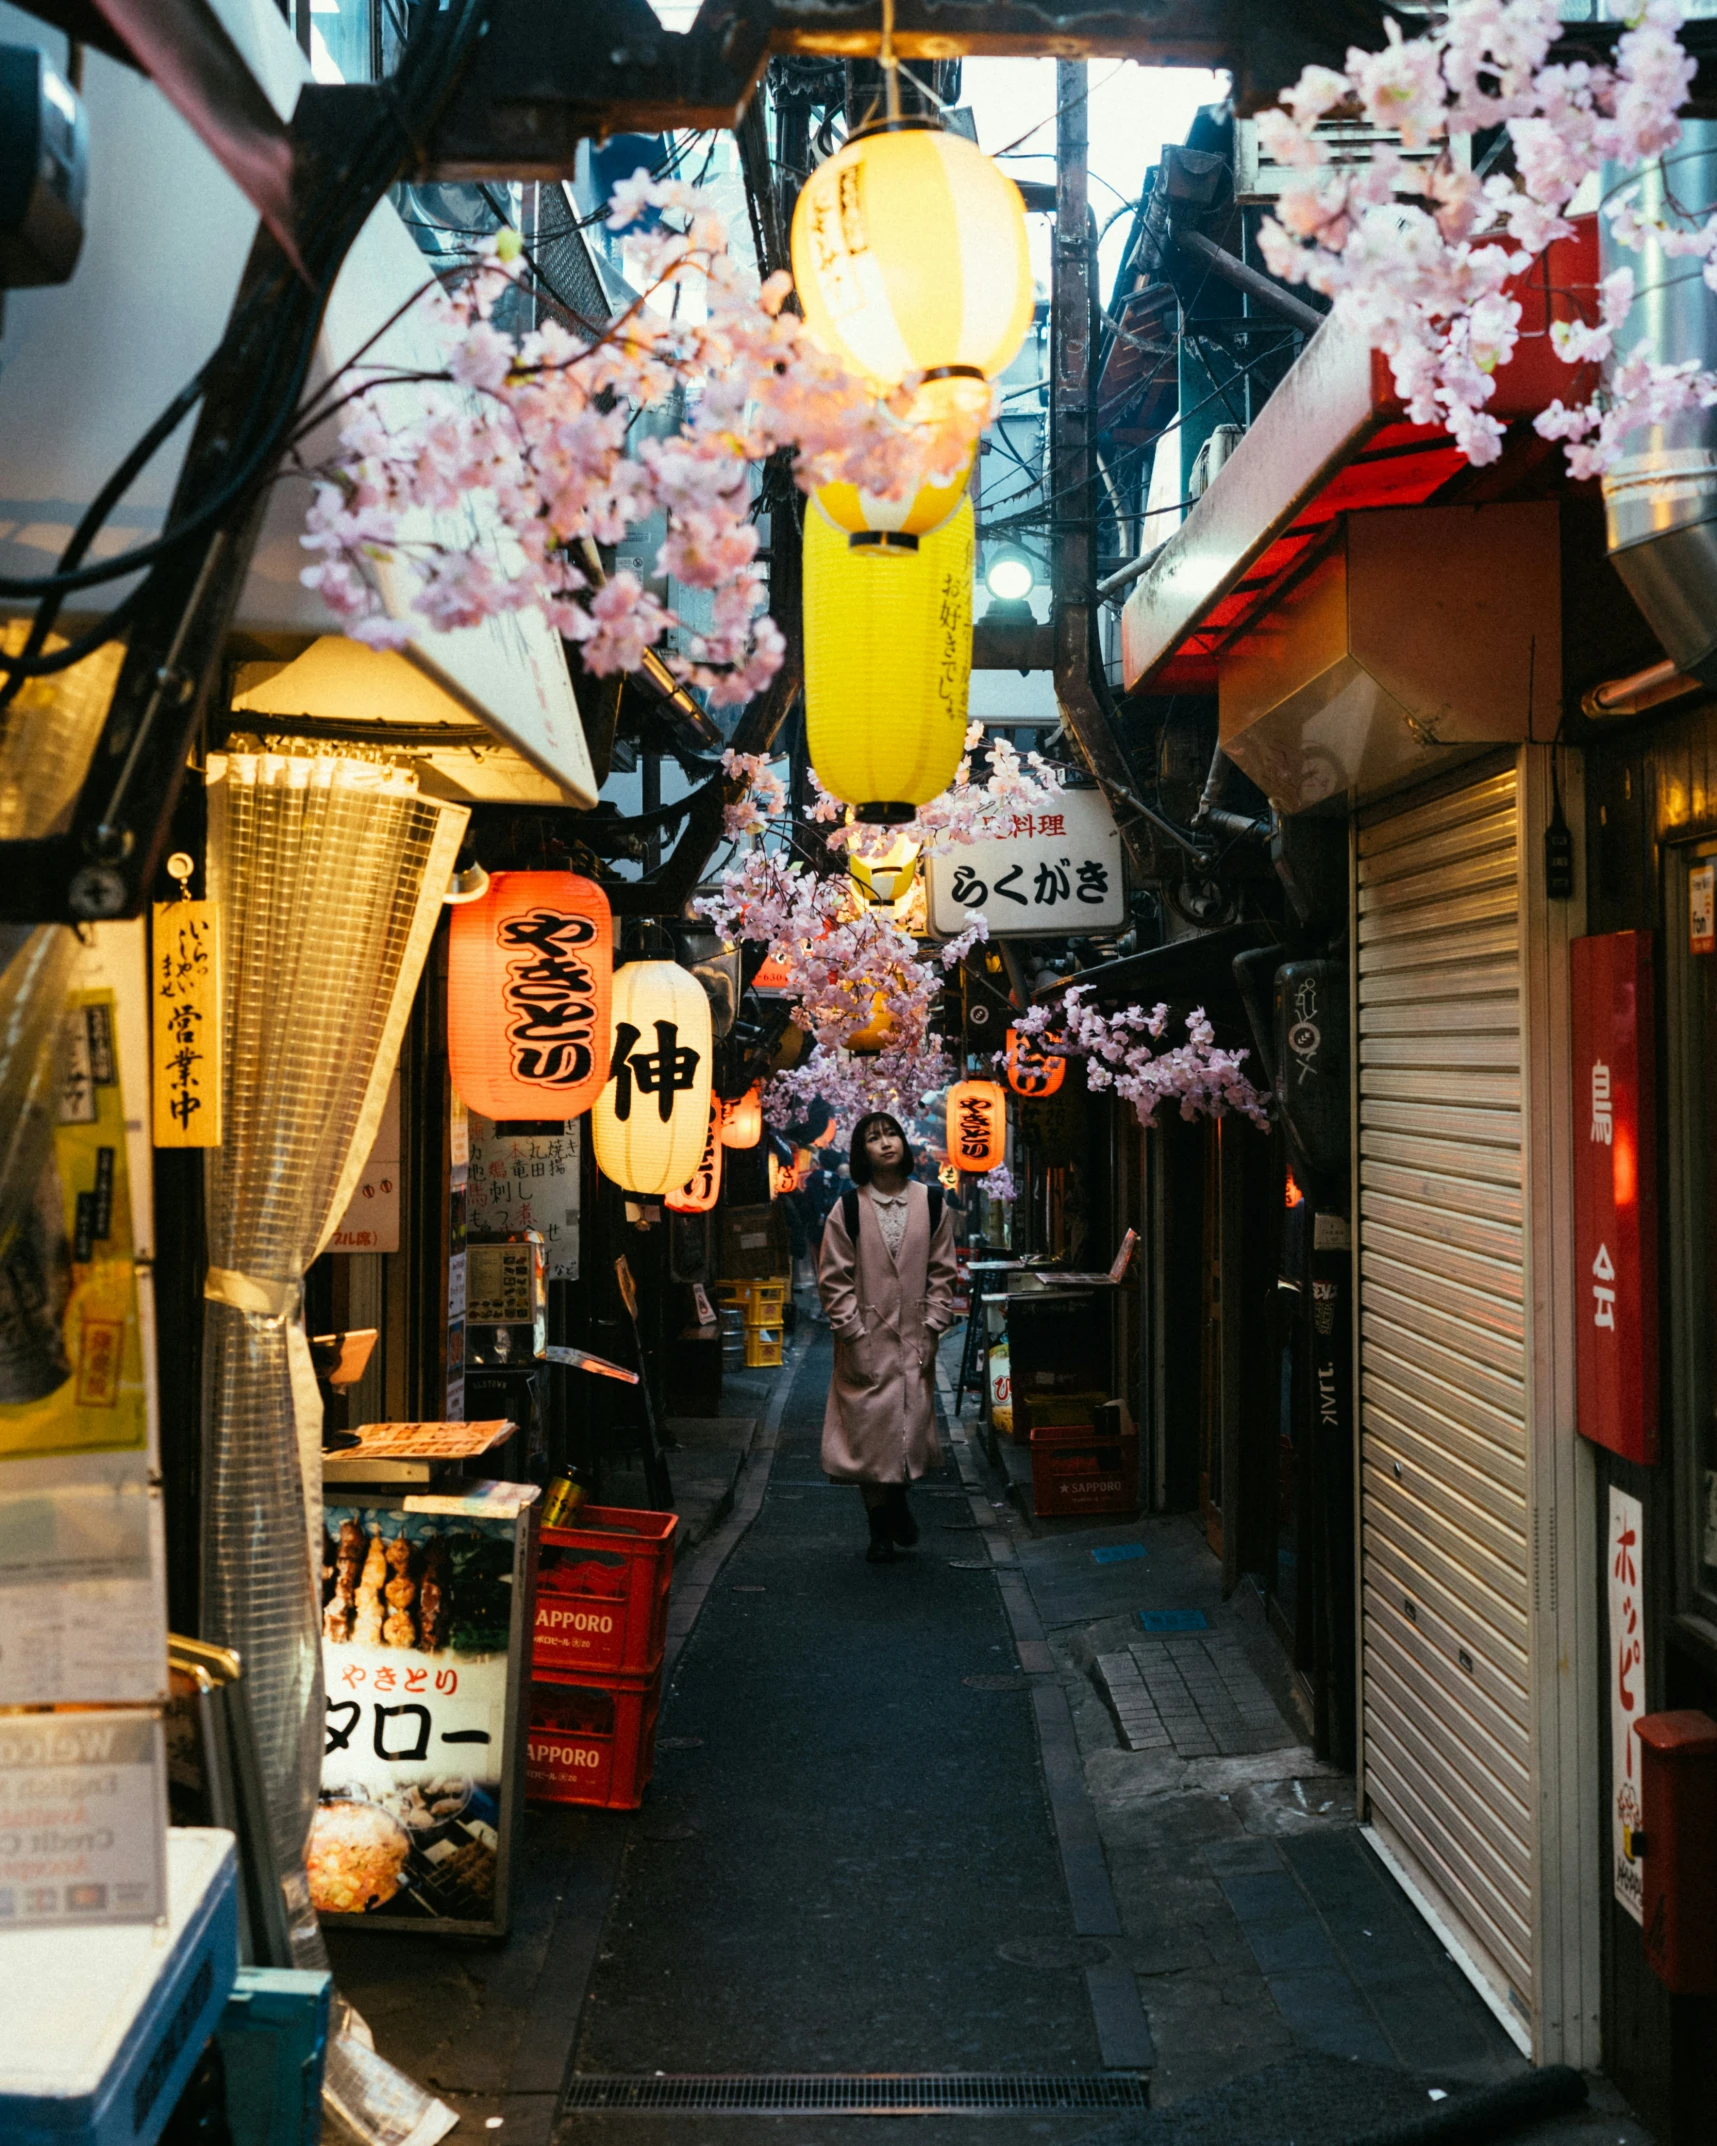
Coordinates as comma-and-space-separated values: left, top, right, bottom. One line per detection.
1570, 932, 1658, 1464
1608, 1486, 1647, 1922
926, 787, 1126, 938
150, 901, 222, 1147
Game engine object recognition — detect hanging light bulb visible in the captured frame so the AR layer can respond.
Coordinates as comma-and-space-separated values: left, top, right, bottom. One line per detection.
790, 120, 1034, 423
848, 834, 921, 910
804, 494, 973, 823
947, 1079, 1006, 1172
591, 961, 713, 1196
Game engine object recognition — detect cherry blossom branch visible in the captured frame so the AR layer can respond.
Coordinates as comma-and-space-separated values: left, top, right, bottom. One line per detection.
1016, 986, 1268, 1128
1255, 0, 1709, 474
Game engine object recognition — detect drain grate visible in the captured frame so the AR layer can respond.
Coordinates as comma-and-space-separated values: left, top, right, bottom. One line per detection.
563, 2073, 1150, 2115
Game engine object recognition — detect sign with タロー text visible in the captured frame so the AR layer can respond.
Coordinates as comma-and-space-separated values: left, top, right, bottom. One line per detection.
1571, 931, 1658, 1465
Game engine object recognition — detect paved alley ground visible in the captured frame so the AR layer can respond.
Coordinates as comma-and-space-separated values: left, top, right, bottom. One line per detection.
333, 1337, 1655, 2146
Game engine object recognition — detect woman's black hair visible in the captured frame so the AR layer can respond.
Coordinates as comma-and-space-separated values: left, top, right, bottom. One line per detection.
847, 1111, 909, 1186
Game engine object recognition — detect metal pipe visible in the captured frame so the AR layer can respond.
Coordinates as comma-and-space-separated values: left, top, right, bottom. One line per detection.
1581, 657, 1703, 719
1175, 229, 1324, 338
1096, 540, 1168, 604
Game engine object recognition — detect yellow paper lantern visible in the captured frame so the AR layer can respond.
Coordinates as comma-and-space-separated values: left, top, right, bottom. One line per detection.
591, 960, 713, 1196
805, 495, 973, 823
947, 1079, 1006, 1173
812, 451, 973, 551
844, 993, 896, 1056
720, 1083, 763, 1150
790, 125, 1034, 419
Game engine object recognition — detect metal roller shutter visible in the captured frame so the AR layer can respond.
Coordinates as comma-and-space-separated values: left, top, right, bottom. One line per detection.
1355, 767, 1539, 2030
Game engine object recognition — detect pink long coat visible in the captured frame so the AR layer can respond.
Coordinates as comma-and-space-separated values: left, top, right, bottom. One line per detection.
817, 1181, 959, 1483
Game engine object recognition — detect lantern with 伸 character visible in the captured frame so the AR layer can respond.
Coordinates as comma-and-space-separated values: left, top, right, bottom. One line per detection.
666, 1109, 723, 1214
591, 961, 713, 1196
720, 1083, 763, 1149
448, 871, 612, 1120
803, 496, 973, 824
947, 1079, 1006, 1173
790, 124, 1034, 424
1006, 1026, 1066, 1099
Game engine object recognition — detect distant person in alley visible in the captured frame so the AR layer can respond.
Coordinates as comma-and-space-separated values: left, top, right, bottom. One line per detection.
816, 1111, 959, 1563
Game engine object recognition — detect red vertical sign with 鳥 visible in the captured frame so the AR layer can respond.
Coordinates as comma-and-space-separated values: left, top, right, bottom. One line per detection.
1571, 931, 1658, 1464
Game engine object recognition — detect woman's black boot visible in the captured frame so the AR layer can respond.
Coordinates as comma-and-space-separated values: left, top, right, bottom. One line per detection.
866, 1500, 897, 1563
884, 1483, 919, 1548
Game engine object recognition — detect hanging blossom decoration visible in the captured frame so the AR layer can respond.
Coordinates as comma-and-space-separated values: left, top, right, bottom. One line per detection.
300, 177, 986, 702
1016, 987, 1268, 1129
720, 750, 788, 839
695, 842, 987, 1137
1254, 0, 1707, 474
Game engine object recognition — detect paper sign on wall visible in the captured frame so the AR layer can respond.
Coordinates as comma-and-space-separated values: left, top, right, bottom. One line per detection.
329, 1068, 402, 1253
1608, 1485, 1646, 1924
0, 1709, 167, 1926
466, 1113, 580, 1280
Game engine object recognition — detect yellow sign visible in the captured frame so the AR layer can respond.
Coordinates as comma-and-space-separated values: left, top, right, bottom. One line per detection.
151, 900, 222, 1147
0, 989, 149, 1460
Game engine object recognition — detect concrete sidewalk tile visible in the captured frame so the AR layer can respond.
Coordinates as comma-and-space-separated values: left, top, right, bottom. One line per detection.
1084, 1962, 1157, 2070
1220, 1870, 1309, 1924
1243, 1916, 1340, 1976
1203, 1838, 1284, 1877
1263, 1967, 1394, 2064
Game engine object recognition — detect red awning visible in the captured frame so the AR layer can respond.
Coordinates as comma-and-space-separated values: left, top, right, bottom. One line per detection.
1120, 220, 1599, 695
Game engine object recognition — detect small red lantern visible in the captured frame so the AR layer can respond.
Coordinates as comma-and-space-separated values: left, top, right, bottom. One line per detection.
666, 1109, 723, 1214
948, 1079, 1006, 1173
1006, 1026, 1066, 1098
720, 1083, 763, 1150
449, 871, 613, 1121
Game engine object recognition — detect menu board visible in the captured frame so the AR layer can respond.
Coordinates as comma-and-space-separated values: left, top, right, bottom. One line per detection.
0, 1708, 167, 1927
465, 1115, 580, 1280
312, 1487, 536, 1935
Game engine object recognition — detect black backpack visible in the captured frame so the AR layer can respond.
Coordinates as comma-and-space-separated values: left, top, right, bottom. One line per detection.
842, 1184, 942, 1243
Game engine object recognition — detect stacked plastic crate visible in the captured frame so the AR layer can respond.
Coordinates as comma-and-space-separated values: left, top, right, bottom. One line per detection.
525, 1506, 678, 1809
715, 1277, 787, 1367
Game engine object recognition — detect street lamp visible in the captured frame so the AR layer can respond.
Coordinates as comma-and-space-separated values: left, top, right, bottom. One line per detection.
985, 549, 1035, 603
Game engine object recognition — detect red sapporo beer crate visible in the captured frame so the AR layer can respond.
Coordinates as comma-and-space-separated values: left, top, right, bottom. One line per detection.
526, 1669, 662, 1809
1029, 1416, 1139, 1519
534, 1505, 677, 1677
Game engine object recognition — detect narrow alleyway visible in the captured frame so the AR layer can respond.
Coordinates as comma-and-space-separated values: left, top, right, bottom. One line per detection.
330, 1339, 1656, 2145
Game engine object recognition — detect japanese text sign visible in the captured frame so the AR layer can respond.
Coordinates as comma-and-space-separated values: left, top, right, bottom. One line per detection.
150, 901, 222, 1147
1608, 1486, 1646, 1923
927, 787, 1125, 937
1571, 932, 1658, 1465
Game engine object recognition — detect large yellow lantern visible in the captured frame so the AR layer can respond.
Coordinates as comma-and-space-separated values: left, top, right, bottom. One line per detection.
812, 451, 972, 550
790, 125, 1034, 420
947, 1079, 1006, 1173
805, 494, 973, 823
844, 994, 896, 1056
591, 961, 713, 1196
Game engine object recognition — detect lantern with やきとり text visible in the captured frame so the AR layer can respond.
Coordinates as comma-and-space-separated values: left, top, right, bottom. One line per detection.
448, 871, 612, 1120
790, 125, 1034, 424
592, 961, 713, 1196
1006, 1026, 1065, 1099
666, 1110, 722, 1214
947, 1079, 1006, 1173
804, 495, 973, 824
720, 1084, 763, 1150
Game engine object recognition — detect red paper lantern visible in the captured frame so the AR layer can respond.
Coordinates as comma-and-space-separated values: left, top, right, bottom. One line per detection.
720, 1083, 763, 1149
449, 871, 612, 1120
1006, 1026, 1066, 1098
947, 1079, 1006, 1173
666, 1109, 723, 1214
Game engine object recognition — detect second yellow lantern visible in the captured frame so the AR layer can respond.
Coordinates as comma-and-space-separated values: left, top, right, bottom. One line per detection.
804, 495, 973, 823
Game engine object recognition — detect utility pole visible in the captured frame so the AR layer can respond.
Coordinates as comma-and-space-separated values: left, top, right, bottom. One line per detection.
1049, 58, 1156, 880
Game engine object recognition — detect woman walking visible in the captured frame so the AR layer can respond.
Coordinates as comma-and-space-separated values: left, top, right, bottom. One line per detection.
817, 1111, 959, 1562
